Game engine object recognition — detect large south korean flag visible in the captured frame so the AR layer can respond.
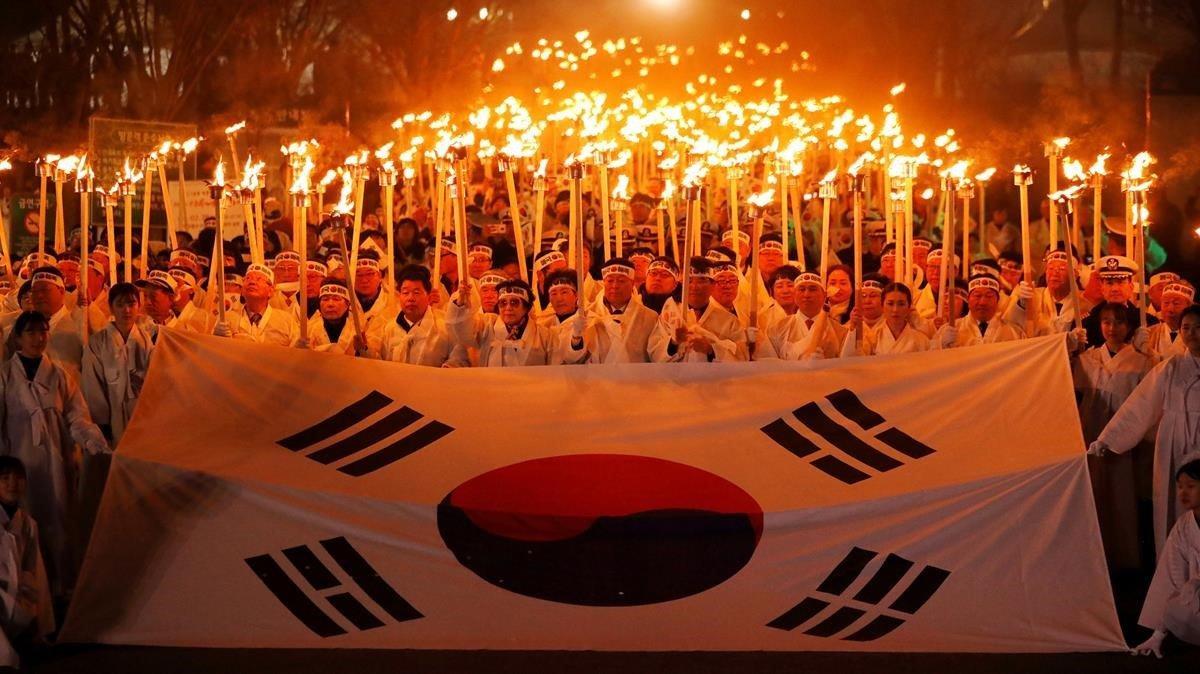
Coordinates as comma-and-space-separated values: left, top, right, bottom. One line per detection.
62, 329, 1125, 652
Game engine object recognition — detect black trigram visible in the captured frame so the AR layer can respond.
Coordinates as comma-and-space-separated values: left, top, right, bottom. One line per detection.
277, 391, 453, 477
761, 389, 935, 484
767, 546, 951, 641
245, 536, 422, 638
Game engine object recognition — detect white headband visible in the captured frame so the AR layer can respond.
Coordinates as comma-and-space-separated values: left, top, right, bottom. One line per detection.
602, 264, 635, 279
535, 251, 566, 272
246, 263, 275, 284
497, 285, 531, 303
968, 277, 1001, 294
1163, 283, 1195, 302
320, 284, 351, 300
31, 271, 64, 289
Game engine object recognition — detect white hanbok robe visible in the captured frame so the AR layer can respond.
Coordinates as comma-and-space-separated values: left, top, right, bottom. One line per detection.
230, 305, 299, 348
1146, 323, 1187, 363
1074, 345, 1155, 568
840, 321, 931, 357
446, 302, 587, 367
765, 311, 847, 361
379, 310, 465, 367
0, 507, 53, 667
584, 295, 658, 364
81, 322, 153, 444
0, 355, 106, 595
1098, 354, 1200, 553
307, 316, 368, 357
1138, 511, 1200, 643
648, 298, 747, 363
46, 305, 87, 376
933, 314, 1025, 349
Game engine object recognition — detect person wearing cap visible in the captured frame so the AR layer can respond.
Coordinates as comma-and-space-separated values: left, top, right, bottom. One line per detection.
308, 279, 368, 356
161, 266, 208, 334
583, 258, 657, 364
218, 264, 299, 347
1071, 301, 1154, 571
914, 248, 959, 322
1148, 271, 1182, 320
1145, 282, 1196, 361
769, 269, 846, 360
447, 278, 588, 366
134, 270, 179, 340
379, 265, 465, 367
649, 257, 747, 363
0, 310, 109, 599
81, 282, 153, 445
934, 274, 1027, 349
1007, 246, 1086, 337
639, 257, 680, 314
842, 281, 931, 357
1091, 304, 1200, 557
477, 271, 508, 314
1081, 255, 1157, 350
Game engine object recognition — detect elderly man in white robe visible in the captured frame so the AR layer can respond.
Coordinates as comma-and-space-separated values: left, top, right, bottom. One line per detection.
379, 265, 465, 367
1091, 304, 1200, 555
765, 270, 846, 361
0, 311, 108, 599
935, 275, 1029, 349
448, 279, 588, 367
649, 258, 747, 363
217, 264, 299, 347
1145, 282, 1195, 362
308, 280, 371, 356
1131, 458, 1200, 658
584, 258, 657, 364
26, 268, 87, 376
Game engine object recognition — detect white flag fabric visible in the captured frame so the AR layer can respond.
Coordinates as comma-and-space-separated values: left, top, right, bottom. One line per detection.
62, 329, 1125, 652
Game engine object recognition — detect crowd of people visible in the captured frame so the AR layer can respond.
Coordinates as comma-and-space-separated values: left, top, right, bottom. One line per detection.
0, 174, 1194, 663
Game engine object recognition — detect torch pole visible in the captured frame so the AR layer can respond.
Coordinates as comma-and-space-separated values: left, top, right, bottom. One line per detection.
158, 163, 177, 249
140, 159, 154, 279
501, 157, 530, 284
37, 164, 49, 259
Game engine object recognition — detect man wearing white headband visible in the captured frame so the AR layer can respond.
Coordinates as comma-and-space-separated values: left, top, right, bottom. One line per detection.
447, 277, 587, 367
380, 264, 466, 367
766, 269, 845, 361
649, 257, 747, 363
1010, 245, 1084, 337
1148, 271, 1181, 319
25, 267, 87, 375
914, 247, 959, 321
296, 260, 328, 324
218, 264, 299, 347
640, 257, 680, 314
467, 244, 494, 280
1145, 281, 1196, 361
350, 249, 395, 353
161, 265, 208, 335
936, 274, 1026, 349
307, 279, 367, 356
582, 257, 657, 364
477, 271, 508, 315
77, 256, 112, 335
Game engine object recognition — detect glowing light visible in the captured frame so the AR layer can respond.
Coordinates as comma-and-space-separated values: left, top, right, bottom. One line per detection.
447, 8, 458, 21
741, 9, 750, 20
478, 7, 488, 20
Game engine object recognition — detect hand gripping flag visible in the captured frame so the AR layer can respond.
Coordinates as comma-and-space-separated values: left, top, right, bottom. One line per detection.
62, 329, 1125, 652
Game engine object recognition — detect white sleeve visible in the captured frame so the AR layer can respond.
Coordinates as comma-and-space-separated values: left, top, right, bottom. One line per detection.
1097, 360, 1169, 454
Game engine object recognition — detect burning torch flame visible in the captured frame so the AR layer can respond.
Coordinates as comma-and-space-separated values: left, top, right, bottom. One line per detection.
1061, 158, 1086, 182
289, 157, 315, 195
75, 155, 92, 181
1122, 151, 1155, 191
848, 152, 874, 176
319, 170, 338, 189
332, 172, 355, 216
1048, 185, 1085, 203
211, 160, 226, 188
890, 82, 907, 96
611, 175, 630, 201
1089, 153, 1111, 176
1051, 137, 1071, 151
820, 168, 838, 185
747, 189, 775, 209
225, 121, 246, 136
975, 167, 997, 182
178, 137, 200, 155
374, 142, 394, 160
919, 188, 934, 200
121, 157, 144, 184
0, 158, 11, 172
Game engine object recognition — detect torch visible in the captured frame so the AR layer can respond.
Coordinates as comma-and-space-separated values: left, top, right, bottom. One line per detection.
498, 151, 530, 284
657, 179, 675, 261
818, 169, 838, 281
329, 175, 367, 356
727, 162, 745, 267
531, 158, 549, 260
119, 158, 142, 281
788, 159, 806, 270
566, 157, 586, 312
1049, 186, 1086, 332
174, 137, 201, 238
139, 154, 157, 279
955, 167, 974, 282
74, 156, 95, 347
609, 175, 631, 259
975, 168, 996, 256
377, 147, 399, 294
290, 157, 315, 345
1045, 137, 1070, 250
206, 161, 228, 326
344, 150, 371, 279
1013, 164, 1036, 336
52, 155, 80, 254
152, 142, 178, 248
594, 144, 613, 262
1089, 154, 1110, 263
225, 121, 246, 180
1121, 152, 1155, 326
36, 155, 57, 260
746, 188, 774, 357
101, 185, 119, 285
847, 155, 871, 300
0, 158, 13, 281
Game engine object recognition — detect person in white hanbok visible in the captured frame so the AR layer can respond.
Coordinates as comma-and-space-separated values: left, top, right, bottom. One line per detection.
448, 279, 588, 367
217, 264, 299, 347
1092, 305, 1200, 555
81, 283, 152, 445
0, 457, 54, 669
841, 282, 931, 357
935, 276, 1028, 349
1132, 459, 1200, 657
379, 265, 466, 367
307, 281, 371, 357
0, 312, 108, 598
1074, 302, 1154, 569
766, 270, 846, 361
583, 259, 658, 364
27, 268, 87, 376
649, 258, 748, 363
1144, 283, 1194, 363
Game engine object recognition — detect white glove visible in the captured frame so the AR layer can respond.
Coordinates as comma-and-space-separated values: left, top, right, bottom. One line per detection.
570, 311, 587, 339
1132, 326, 1150, 353
939, 326, 958, 348
213, 321, 232, 338
1132, 629, 1166, 658
1051, 313, 1074, 333
1017, 281, 1035, 305
747, 326, 758, 344
1087, 441, 1109, 457
295, 337, 310, 349
1067, 327, 1088, 352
